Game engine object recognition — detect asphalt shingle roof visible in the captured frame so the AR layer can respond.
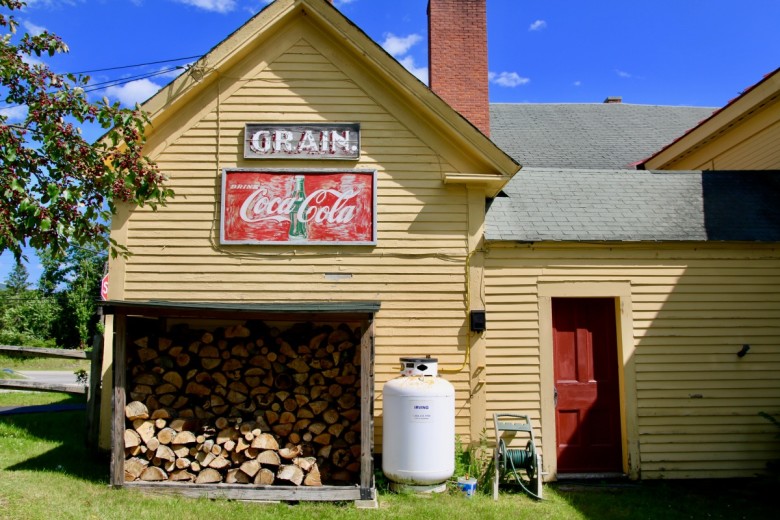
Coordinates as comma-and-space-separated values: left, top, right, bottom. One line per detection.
489, 103, 716, 169
485, 168, 780, 242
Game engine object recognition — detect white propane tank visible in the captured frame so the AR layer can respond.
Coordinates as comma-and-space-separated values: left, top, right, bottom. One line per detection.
382, 357, 455, 493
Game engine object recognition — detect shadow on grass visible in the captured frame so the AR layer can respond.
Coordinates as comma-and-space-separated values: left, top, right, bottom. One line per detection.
551, 478, 776, 520
1, 401, 108, 484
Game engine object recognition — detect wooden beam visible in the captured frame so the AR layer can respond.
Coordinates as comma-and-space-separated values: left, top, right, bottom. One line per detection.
86, 332, 105, 449
359, 317, 376, 500
124, 482, 363, 501
0, 380, 87, 394
0, 345, 90, 359
110, 314, 127, 487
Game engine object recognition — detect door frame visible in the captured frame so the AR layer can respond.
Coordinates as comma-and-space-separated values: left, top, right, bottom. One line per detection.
538, 281, 639, 480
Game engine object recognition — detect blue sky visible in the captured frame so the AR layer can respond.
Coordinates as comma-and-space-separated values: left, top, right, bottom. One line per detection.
1, 0, 779, 283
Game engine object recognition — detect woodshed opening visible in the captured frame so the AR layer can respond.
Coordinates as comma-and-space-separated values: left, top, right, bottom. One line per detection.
102, 300, 379, 502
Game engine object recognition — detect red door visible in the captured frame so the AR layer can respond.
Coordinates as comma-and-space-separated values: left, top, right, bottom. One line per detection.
553, 298, 623, 473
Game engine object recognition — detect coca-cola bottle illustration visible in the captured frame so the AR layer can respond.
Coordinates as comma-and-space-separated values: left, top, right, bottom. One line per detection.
288, 175, 308, 241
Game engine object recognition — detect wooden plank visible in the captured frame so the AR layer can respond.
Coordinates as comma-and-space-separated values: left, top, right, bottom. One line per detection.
359, 317, 375, 500
110, 314, 127, 487
86, 331, 104, 450
0, 345, 90, 359
0, 380, 87, 394
124, 482, 362, 501
102, 300, 380, 317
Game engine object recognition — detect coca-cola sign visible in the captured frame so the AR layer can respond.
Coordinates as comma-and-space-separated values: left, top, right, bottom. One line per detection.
244, 123, 360, 160
220, 169, 377, 245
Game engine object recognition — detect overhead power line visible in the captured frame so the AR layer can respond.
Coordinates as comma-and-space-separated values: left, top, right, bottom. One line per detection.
69, 55, 203, 75
83, 66, 184, 92
1, 55, 202, 111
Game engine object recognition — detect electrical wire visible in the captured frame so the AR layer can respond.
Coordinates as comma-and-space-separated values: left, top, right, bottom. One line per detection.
1, 57, 197, 110
82, 66, 185, 93
0, 67, 187, 111
68, 55, 202, 75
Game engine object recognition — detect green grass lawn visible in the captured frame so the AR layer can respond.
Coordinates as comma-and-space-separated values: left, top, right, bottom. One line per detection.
0, 391, 81, 407
0, 353, 90, 372
0, 393, 775, 520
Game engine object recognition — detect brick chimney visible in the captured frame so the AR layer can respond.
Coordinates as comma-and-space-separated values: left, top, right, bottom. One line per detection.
428, 0, 490, 136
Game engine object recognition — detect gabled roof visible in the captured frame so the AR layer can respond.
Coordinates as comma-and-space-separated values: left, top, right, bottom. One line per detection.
486, 168, 780, 242
641, 68, 780, 169
138, 0, 518, 195
490, 103, 714, 169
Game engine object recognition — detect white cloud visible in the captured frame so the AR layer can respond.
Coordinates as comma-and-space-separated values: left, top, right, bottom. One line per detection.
529, 19, 547, 31
172, 0, 236, 13
380, 32, 426, 83
21, 53, 45, 67
105, 78, 162, 106
399, 56, 428, 84
573, 80, 582, 87
334, 0, 358, 6
615, 69, 632, 78
22, 20, 46, 36
489, 71, 530, 88
0, 105, 29, 122
381, 33, 422, 57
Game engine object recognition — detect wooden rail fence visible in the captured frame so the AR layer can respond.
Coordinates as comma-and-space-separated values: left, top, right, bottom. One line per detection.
0, 339, 104, 449
0, 345, 89, 394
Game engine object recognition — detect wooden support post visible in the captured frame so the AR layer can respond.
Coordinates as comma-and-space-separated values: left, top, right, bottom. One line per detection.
356, 316, 376, 507
86, 331, 104, 450
110, 313, 127, 487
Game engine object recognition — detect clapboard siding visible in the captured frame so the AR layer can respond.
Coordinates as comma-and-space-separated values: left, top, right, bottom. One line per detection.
113, 32, 482, 447
484, 242, 780, 479
663, 99, 780, 170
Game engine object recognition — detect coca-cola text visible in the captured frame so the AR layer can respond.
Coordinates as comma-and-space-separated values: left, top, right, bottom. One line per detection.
239, 187, 359, 225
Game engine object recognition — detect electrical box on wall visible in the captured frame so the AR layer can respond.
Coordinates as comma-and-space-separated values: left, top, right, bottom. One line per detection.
470, 310, 486, 332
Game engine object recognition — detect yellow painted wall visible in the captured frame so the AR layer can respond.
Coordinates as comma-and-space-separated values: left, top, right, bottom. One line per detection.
103, 16, 489, 449
660, 98, 780, 170
484, 242, 780, 479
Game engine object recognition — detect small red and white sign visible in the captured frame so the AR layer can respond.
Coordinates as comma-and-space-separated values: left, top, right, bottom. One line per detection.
100, 273, 109, 301
220, 169, 377, 245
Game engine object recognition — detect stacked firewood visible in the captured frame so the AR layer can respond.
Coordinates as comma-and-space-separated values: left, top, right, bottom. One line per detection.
123, 320, 363, 486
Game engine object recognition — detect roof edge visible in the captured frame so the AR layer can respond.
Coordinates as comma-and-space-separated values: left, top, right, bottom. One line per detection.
641, 67, 780, 169
135, 0, 519, 183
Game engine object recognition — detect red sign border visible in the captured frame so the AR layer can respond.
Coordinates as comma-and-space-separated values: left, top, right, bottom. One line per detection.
220, 168, 378, 246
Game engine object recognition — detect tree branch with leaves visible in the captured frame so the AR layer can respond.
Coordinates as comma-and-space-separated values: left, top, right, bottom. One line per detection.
0, 0, 172, 260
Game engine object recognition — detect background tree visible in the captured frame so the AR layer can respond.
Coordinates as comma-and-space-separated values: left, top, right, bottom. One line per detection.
57, 245, 105, 348
0, 260, 58, 347
5, 260, 29, 294
0, 0, 172, 261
